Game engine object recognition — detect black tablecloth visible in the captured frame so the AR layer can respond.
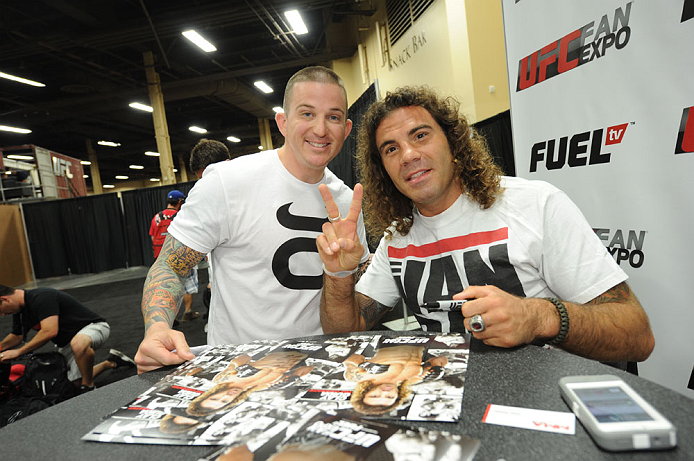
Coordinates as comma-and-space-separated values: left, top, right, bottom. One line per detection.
1, 333, 693, 460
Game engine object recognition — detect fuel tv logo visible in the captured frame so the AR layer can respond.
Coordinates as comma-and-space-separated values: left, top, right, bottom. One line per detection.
529, 123, 629, 172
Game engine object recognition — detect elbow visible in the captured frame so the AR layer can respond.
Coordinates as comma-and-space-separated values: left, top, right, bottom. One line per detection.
634, 330, 655, 362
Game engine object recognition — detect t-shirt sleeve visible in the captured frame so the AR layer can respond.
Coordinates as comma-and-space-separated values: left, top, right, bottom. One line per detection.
540, 188, 627, 303
355, 235, 402, 308
167, 169, 228, 254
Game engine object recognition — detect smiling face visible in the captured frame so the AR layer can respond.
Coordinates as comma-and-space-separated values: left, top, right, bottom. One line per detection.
276, 81, 352, 183
362, 383, 398, 407
376, 106, 462, 217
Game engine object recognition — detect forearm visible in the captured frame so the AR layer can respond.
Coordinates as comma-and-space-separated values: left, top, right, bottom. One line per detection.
16, 330, 56, 355
537, 283, 654, 362
142, 260, 185, 331
320, 273, 364, 333
0, 334, 22, 351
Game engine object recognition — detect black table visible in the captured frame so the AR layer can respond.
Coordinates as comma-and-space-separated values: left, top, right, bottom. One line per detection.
2, 333, 693, 460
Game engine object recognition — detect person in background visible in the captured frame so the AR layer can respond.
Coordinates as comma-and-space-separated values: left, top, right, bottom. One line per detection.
135, 66, 370, 374
0, 284, 135, 393
149, 190, 200, 323
317, 86, 654, 364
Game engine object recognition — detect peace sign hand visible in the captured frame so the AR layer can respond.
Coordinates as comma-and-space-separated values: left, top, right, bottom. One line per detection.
316, 183, 364, 274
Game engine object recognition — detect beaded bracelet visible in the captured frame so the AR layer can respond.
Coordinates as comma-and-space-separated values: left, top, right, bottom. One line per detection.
545, 297, 569, 345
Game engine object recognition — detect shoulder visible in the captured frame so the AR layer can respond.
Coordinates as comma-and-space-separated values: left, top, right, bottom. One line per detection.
203, 151, 275, 184
495, 176, 566, 210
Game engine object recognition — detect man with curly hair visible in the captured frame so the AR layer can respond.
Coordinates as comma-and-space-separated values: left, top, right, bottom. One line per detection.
316, 86, 654, 363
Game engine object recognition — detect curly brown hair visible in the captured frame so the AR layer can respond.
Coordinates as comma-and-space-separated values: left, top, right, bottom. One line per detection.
349, 380, 412, 415
185, 383, 254, 417
356, 86, 503, 241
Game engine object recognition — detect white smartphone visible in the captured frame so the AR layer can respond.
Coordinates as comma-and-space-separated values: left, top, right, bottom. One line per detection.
559, 375, 677, 451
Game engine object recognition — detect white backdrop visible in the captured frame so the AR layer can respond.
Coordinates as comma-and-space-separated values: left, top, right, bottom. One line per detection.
501, 0, 694, 397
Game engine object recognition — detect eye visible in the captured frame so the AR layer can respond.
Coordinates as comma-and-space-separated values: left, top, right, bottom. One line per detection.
300, 112, 313, 118
329, 114, 341, 122
382, 145, 398, 156
415, 131, 427, 140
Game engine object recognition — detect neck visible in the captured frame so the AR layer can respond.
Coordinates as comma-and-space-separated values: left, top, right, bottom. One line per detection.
277, 146, 324, 184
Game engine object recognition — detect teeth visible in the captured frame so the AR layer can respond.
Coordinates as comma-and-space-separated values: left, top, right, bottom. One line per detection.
308, 141, 328, 148
409, 170, 427, 180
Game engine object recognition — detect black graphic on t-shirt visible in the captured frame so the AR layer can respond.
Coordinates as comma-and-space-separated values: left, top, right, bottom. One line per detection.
393, 243, 525, 331
272, 203, 328, 290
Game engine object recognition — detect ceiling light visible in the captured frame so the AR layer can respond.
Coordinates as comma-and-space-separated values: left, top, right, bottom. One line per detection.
129, 102, 153, 112
7, 154, 34, 161
83, 174, 89, 178
189, 126, 207, 133
284, 10, 308, 35
103, 184, 115, 188
129, 165, 144, 170
258, 146, 263, 150
173, 168, 178, 173
80, 160, 91, 165
182, 30, 217, 52
273, 106, 284, 114
115, 175, 129, 180
150, 178, 161, 182
145, 151, 160, 157
254, 81, 273, 93
227, 136, 240, 143
0, 125, 32, 134
0, 71, 46, 87
97, 141, 121, 147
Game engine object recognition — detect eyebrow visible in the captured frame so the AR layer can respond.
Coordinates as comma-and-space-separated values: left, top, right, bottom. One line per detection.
294, 103, 345, 116
377, 123, 432, 154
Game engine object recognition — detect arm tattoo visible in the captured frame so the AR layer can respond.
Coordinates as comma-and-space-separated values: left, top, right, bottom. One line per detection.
354, 258, 372, 284
166, 238, 206, 277
586, 281, 633, 305
141, 235, 205, 330
356, 292, 392, 330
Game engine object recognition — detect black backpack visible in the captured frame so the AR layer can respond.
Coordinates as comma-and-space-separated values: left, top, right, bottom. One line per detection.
0, 395, 50, 427
20, 352, 77, 403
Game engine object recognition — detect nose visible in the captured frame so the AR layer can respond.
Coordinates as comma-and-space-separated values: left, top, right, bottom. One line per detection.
400, 142, 421, 164
313, 117, 328, 137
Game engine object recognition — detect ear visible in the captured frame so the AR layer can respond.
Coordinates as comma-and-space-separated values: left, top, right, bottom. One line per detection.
275, 111, 287, 137
343, 118, 353, 141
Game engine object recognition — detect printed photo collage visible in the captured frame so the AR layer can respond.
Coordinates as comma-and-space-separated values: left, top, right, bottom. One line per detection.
83, 333, 479, 460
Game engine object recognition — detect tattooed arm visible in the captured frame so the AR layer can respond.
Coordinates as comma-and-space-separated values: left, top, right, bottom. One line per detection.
458, 281, 654, 362
135, 235, 207, 373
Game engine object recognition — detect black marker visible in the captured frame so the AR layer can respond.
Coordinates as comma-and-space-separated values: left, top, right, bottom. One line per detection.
420, 300, 467, 311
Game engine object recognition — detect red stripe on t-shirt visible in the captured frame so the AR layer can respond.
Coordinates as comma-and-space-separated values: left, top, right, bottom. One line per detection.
387, 228, 508, 259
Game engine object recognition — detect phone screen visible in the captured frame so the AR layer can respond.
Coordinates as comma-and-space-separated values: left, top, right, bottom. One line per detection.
574, 386, 654, 423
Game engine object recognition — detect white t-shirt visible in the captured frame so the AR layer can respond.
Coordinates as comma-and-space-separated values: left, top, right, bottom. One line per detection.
169, 149, 369, 344
356, 176, 626, 332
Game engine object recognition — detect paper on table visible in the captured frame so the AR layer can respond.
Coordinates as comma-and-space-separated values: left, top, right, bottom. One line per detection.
482, 404, 576, 435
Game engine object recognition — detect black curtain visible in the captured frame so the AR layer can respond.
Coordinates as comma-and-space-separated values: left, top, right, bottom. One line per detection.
121, 181, 197, 268
23, 193, 127, 278
328, 83, 378, 188
473, 109, 515, 177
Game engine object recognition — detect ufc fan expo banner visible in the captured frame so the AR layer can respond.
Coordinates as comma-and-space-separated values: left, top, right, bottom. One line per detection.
502, 0, 694, 397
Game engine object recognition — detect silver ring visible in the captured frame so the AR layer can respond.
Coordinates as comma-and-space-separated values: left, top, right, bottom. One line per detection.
328, 214, 341, 223
469, 314, 486, 332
